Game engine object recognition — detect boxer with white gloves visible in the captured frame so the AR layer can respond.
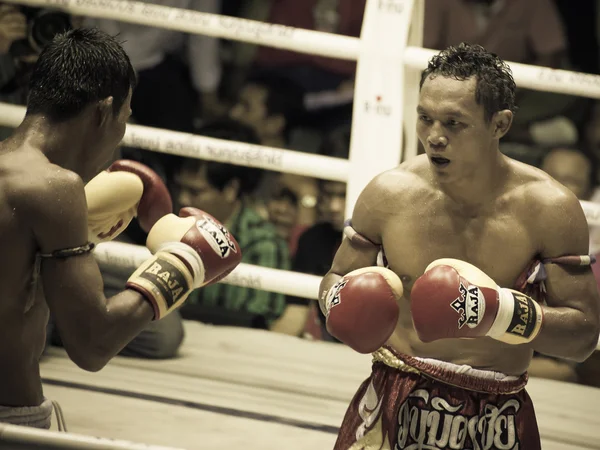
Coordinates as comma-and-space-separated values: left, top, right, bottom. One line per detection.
0, 29, 243, 430
320, 44, 599, 450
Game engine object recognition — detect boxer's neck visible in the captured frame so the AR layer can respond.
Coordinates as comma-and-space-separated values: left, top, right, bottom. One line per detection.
16, 114, 94, 176
438, 149, 507, 213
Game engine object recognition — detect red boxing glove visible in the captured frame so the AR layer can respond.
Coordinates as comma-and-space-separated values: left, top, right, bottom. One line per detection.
128, 208, 242, 319
108, 160, 173, 233
147, 207, 242, 287
323, 267, 402, 354
411, 259, 544, 345
85, 160, 172, 243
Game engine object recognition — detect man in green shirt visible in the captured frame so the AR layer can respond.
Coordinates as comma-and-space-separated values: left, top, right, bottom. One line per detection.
175, 121, 296, 331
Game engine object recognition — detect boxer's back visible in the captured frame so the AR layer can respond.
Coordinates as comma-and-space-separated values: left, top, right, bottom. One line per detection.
379, 155, 561, 375
0, 143, 56, 407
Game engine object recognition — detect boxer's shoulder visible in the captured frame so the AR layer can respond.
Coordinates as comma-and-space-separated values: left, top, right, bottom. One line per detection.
508, 159, 579, 209
362, 158, 431, 201
15, 163, 86, 224
504, 158, 587, 245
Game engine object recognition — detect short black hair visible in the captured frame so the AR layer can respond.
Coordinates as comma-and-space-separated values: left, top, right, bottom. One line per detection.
27, 28, 136, 122
420, 43, 517, 122
245, 71, 305, 127
181, 119, 264, 198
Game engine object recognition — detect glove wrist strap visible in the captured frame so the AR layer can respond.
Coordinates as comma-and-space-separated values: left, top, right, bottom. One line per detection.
489, 289, 544, 344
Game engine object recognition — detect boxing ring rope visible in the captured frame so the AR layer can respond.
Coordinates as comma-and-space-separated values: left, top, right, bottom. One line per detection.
0, 423, 182, 449
0, 104, 349, 181
94, 241, 322, 300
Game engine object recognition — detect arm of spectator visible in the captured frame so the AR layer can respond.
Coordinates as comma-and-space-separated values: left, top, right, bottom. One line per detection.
529, 0, 568, 69
187, 0, 226, 119
273, 231, 314, 336
423, 0, 445, 51
241, 236, 307, 337
0, 5, 26, 54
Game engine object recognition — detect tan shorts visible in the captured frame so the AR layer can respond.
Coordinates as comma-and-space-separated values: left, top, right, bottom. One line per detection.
0, 398, 53, 429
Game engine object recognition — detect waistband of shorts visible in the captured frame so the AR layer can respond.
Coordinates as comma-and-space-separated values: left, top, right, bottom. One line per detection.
372, 347, 528, 395
0, 398, 52, 429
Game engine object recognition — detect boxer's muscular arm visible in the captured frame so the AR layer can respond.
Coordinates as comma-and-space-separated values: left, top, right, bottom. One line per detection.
27, 169, 154, 371
318, 174, 389, 312
530, 185, 600, 362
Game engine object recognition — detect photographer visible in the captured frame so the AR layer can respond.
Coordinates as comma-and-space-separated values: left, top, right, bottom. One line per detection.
0, 4, 72, 118
0, 3, 28, 139
0, 4, 26, 55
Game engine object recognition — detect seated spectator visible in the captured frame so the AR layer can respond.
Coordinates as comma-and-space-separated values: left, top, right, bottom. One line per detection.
174, 120, 303, 335
252, 0, 365, 95
228, 72, 319, 227
287, 125, 350, 341
538, 146, 598, 383
424, 0, 581, 150
229, 72, 305, 149
86, 0, 224, 185
266, 178, 305, 258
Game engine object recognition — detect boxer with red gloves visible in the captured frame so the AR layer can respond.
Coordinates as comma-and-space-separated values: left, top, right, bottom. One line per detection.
321, 44, 599, 450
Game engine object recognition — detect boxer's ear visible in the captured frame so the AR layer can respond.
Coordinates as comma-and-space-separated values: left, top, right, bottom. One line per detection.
98, 96, 114, 128
492, 109, 513, 139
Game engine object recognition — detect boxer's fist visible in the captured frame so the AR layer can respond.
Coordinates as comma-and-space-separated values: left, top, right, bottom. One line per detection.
127, 208, 242, 319
85, 160, 172, 243
147, 207, 241, 286
411, 259, 544, 345
324, 267, 402, 354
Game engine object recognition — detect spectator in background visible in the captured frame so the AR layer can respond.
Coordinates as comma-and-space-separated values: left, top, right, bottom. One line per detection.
266, 179, 304, 257
85, 0, 224, 180
228, 71, 320, 228
85, 0, 224, 246
252, 0, 365, 95
288, 125, 350, 341
424, 0, 581, 155
229, 72, 305, 150
173, 120, 303, 335
584, 102, 600, 183
539, 146, 599, 384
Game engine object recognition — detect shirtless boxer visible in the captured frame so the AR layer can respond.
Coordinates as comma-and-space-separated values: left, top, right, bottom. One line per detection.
320, 43, 600, 449
0, 28, 241, 429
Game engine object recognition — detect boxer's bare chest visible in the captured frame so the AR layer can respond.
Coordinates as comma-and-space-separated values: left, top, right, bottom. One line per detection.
381, 198, 538, 292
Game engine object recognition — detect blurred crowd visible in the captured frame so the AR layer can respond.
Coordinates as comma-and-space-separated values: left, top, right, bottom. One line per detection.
2, 0, 600, 387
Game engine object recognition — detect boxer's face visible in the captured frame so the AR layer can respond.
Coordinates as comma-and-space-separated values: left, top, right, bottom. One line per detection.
89, 88, 133, 177
417, 75, 497, 183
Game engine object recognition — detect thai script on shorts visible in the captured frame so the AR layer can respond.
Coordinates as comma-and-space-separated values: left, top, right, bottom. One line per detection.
396, 389, 520, 450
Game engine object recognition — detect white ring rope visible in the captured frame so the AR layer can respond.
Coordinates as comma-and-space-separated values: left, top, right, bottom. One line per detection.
2, 0, 360, 61
2, 101, 600, 226
404, 47, 600, 100
94, 241, 322, 300
4, 0, 600, 100
0, 423, 182, 450
0, 103, 349, 181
